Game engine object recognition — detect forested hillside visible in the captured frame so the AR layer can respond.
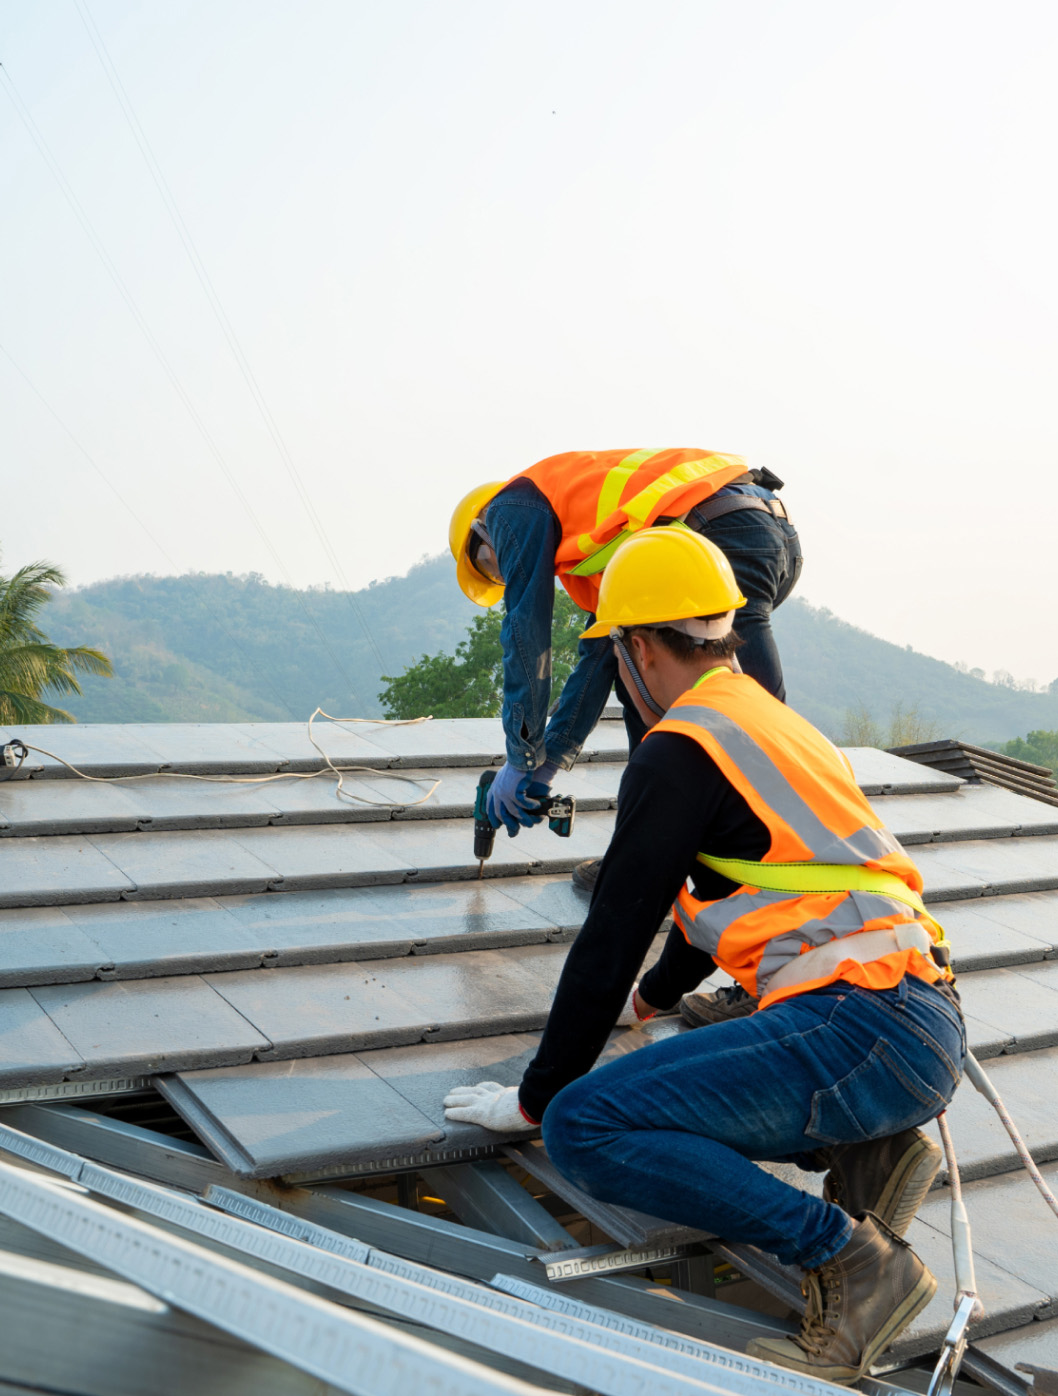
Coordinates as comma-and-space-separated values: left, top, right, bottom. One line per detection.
44, 558, 1058, 746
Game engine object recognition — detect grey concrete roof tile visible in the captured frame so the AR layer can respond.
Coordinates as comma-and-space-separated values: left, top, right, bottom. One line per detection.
978, 1313, 1058, 1372
912, 1161, 1058, 1319
225, 823, 413, 889
498, 875, 592, 933
941, 1047, 1058, 1181
0, 907, 105, 987
203, 959, 435, 1056
938, 900, 1055, 971
0, 987, 84, 1085
221, 882, 556, 965
348, 819, 539, 881
894, 1209, 1049, 1357
158, 1053, 443, 1176
231, 721, 396, 772
843, 747, 964, 794
113, 723, 289, 774
576, 722, 628, 762
514, 809, 616, 870
378, 946, 563, 1042
957, 965, 1058, 1053
966, 890, 1058, 951
63, 898, 265, 978
0, 836, 135, 908
346, 719, 501, 768
206, 945, 558, 1059
875, 785, 1058, 846
4, 724, 166, 778
248, 772, 399, 823
0, 779, 146, 836
30, 975, 271, 1077
915, 837, 1058, 898
87, 830, 283, 900
108, 778, 284, 831
358, 1033, 544, 1154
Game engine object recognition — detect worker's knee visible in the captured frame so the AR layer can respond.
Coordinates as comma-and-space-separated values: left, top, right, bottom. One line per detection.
542, 1075, 616, 1191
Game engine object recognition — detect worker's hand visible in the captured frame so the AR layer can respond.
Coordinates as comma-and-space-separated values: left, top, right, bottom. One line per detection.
616, 982, 657, 1028
443, 1081, 538, 1132
487, 762, 546, 836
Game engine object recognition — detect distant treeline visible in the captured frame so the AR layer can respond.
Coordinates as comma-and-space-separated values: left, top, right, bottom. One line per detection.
45, 557, 1058, 747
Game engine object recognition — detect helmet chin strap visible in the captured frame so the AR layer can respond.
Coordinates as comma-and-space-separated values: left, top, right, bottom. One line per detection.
612, 631, 667, 718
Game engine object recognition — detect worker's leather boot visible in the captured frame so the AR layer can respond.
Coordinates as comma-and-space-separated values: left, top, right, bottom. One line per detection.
817, 1127, 943, 1237
680, 982, 759, 1026
746, 1213, 936, 1384
571, 859, 599, 893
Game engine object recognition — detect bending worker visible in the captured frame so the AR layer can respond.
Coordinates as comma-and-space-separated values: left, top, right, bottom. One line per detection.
449, 448, 801, 892
445, 527, 964, 1386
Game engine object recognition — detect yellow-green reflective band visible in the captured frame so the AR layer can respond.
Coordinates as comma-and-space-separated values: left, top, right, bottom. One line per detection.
622, 453, 745, 528
568, 518, 695, 578
696, 853, 933, 922
595, 450, 663, 528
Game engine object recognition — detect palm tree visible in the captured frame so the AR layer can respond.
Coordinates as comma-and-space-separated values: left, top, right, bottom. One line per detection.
0, 557, 113, 724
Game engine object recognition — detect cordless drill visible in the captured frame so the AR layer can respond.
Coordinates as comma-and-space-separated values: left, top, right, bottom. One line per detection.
473, 769, 576, 878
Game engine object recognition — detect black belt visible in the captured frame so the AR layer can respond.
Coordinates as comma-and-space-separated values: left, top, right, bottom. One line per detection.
690, 494, 791, 526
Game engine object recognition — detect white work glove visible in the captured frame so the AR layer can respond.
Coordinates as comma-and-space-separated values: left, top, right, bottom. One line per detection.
616, 981, 656, 1029
443, 1080, 537, 1132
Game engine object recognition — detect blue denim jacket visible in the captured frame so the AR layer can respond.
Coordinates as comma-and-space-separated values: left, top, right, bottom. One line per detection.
485, 479, 616, 772
483, 477, 777, 771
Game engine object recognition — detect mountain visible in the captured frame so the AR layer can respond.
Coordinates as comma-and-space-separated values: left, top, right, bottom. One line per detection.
43, 559, 1057, 746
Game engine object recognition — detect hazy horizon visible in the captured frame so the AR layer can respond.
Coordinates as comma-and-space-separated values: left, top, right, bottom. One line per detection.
4, 1, 1057, 688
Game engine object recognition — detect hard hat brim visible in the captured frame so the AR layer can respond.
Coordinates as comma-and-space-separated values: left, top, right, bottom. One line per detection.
456, 549, 504, 607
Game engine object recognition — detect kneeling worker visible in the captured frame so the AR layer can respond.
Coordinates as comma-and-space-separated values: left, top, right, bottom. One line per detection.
449, 448, 800, 894
445, 527, 964, 1385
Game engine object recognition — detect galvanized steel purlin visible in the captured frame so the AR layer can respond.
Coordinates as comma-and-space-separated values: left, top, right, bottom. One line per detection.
490, 1275, 838, 1396
1, 1138, 738, 1396
0, 1158, 539, 1396
0, 1077, 151, 1106
206, 1186, 821, 1396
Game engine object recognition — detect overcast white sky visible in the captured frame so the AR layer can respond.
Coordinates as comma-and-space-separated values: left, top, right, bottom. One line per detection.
2, 0, 1056, 687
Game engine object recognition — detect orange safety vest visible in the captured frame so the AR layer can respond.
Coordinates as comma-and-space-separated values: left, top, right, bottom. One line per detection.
515, 449, 750, 612
652, 669, 950, 1010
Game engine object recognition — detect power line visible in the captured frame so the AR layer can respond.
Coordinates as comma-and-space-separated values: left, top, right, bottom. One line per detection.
74, 0, 390, 674
0, 339, 300, 722
0, 62, 366, 709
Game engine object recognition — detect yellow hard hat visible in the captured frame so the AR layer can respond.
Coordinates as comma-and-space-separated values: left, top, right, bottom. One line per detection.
449, 481, 507, 606
580, 526, 746, 639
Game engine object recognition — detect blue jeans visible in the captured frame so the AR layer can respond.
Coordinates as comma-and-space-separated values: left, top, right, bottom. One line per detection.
691, 505, 802, 703
544, 977, 965, 1269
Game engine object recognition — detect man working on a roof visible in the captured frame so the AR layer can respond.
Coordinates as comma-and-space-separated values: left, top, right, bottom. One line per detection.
450, 448, 801, 899
444, 527, 964, 1386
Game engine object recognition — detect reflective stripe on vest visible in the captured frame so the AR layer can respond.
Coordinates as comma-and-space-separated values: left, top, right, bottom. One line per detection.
513, 449, 750, 611
653, 671, 945, 999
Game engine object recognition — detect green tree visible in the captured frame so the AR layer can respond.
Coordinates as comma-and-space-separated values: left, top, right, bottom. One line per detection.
379, 589, 588, 719
997, 730, 1058, 776
838, 700, 939, 749
0, 557, 113, 723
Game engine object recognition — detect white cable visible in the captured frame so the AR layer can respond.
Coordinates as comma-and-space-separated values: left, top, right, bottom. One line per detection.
964, 1051, 1058, 1223
13, 711, 441, 808
935, 1110, 983, 1319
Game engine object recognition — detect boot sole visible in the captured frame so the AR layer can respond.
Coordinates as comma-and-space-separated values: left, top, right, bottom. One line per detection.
679, 995, 758, 1028
747, 1267, 938, 1385
823, 1133, 944, 1237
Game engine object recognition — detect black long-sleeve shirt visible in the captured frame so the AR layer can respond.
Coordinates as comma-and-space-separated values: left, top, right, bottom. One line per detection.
518, 728, 770, 1122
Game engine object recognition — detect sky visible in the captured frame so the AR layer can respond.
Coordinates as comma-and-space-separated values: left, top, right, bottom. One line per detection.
2, 0, 1057, 689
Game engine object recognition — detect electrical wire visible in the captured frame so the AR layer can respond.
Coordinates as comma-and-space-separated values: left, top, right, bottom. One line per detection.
7, 710, 441, 808
0, 62, 366, 710
0, 340, 299, 723
74, 0, 389, 674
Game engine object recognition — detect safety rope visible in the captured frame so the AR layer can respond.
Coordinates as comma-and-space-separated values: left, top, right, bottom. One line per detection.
935, 1110, 982, 1318
964, 1051, 1058, 1222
